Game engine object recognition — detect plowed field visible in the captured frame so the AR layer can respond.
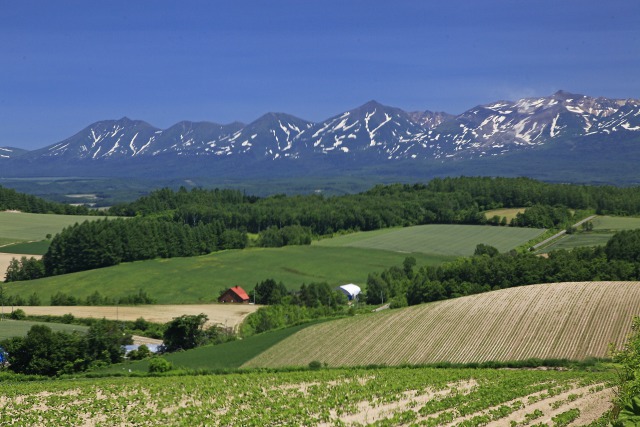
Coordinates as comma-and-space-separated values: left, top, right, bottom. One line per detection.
244, 281, 640, 367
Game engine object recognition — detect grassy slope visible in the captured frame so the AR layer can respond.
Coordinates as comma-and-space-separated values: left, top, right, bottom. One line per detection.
103, 321, 321, 374
0, 319, 88, 340
243, 281, 640, 368
0, 212, 103, 243
4, 246, 453, 304
316, 224, 544, 257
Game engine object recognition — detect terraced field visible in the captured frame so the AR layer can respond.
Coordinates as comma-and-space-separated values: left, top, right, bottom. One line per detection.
315, 224, 544, 256
244, 281, 640, 368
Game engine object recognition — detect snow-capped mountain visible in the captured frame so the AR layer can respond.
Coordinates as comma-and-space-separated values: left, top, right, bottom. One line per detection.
0, 147, 28, 160
3, 91, 640, 179
424, 90, 640, 158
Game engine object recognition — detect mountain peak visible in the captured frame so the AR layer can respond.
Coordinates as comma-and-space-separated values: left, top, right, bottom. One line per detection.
552, 90, 585, 101
358, 100, 385, 110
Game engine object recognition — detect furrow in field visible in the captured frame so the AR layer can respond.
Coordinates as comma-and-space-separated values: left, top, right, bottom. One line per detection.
243, 282, 640, 368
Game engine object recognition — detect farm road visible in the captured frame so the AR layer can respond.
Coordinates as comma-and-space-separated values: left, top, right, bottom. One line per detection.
531, 215, 597, 251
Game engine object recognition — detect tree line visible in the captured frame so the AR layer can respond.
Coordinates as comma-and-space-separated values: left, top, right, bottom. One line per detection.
9, 177, 640, 281
365, 229, 640, 306
0, 186, 91, 215
41, 217, 247, 276
240, 279, 352, 336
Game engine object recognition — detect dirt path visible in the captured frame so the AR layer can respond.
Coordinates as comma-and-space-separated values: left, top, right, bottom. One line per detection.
13, 304, 260, 329
532, 215, 598, 251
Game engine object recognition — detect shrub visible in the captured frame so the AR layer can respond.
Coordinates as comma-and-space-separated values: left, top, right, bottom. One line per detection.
148, 357, 173, 373
308, 360, 322, 370
9, 309, 26, 320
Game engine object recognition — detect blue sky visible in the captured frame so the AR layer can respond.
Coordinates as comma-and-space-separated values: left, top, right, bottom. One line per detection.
1, 0, 638, 149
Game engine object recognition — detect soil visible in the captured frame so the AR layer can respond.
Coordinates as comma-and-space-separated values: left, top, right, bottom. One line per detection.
13, 304, 260, 330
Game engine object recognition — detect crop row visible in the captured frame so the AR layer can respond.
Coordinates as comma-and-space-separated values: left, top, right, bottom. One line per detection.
0, 367, 614, 426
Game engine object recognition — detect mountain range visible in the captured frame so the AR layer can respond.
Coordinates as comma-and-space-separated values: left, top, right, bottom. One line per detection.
2, 91, 640, 184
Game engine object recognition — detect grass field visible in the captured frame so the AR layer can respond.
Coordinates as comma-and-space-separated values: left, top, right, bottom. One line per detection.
104, 321, 322, 374
315, 224, 544, 257
3, 246, 452, 304
0, 240, 50, 255
540, 215, 640, 252
0, 319, 88, 340
244, 281, 640, 368
592, 215, 640, 230
539, 233, 614, 252
0, 211, 102, 243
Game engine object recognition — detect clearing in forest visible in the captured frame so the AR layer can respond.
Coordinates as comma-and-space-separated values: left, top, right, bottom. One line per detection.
314, 224, 543, 256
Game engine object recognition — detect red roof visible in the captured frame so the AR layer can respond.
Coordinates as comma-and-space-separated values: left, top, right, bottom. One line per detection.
229, 286, 250, 301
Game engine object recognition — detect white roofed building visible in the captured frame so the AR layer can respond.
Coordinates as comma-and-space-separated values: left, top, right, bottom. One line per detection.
338, 284, 361, 301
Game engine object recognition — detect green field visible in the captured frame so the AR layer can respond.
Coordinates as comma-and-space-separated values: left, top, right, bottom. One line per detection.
592, 215, 640, 231
0, 240, 50, 255
3, 224, 545, 304
0, 366, 614, 426
104, 321, 322, 374
0, 319, 88, 340
0, 211, 102, 244
315, 224, 544, 257
540, 215, 640, 252
3, 246, 453, 304
539, 233, 614, 252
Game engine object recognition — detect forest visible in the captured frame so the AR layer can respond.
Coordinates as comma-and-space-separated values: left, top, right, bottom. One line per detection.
8, 176, 640, 280
0, 186, 91, 215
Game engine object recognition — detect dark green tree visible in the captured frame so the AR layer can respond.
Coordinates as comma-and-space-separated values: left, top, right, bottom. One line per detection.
85, 319, 132, 364
163, 313, 209, 351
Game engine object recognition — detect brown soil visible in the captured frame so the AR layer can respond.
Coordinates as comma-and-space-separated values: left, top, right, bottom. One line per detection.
13, 304, 260, 330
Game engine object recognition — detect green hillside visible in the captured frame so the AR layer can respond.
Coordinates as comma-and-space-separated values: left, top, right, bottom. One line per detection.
243, 281, 640, 368
102, 321, 322, 374
315, 224, 544, 256
4, 246, 452, 304
0, 211, 103, 244
539, 215, 640, 252
0, 319, 88, 340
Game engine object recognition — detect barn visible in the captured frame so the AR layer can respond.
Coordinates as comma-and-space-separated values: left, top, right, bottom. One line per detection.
338, 284, 361, 301
218, 286, 250, 303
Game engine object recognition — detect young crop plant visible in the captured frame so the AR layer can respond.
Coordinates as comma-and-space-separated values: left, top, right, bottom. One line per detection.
551, 408, 581, 427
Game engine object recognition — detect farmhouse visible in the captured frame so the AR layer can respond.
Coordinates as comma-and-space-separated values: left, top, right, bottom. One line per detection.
218, 286, 250, 304
338, 284, 361, 301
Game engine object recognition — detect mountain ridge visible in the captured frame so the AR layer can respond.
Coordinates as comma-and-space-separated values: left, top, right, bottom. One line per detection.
2, 91, 639, 182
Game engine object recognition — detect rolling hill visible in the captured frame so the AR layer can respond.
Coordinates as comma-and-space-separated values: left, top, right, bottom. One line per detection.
2, 223, 543, 304
242, 281, 640, 367
2, 246, 452, 304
